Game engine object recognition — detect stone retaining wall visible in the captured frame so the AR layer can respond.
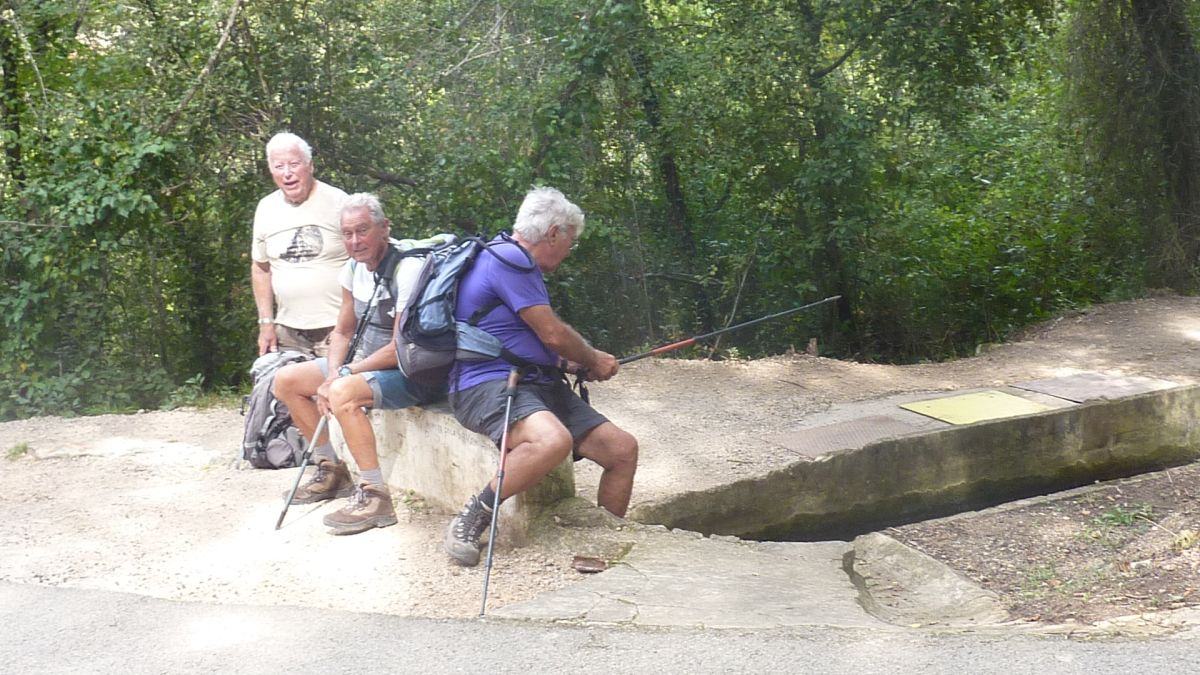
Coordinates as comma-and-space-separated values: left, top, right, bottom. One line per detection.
330, 402, 575, 545
629, 385, 1200, 540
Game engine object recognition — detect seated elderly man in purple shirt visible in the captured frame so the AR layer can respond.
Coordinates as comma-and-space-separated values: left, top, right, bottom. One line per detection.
443, 187, 639, 567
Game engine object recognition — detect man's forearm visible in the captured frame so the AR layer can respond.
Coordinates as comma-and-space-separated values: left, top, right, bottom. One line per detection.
347, 342, 398, 374
325, 330, 353, 370
250, 263, 275, 319
542, 321, 601, 368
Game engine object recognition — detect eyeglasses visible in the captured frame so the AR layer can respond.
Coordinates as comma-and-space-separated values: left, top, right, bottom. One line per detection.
555, 226, 580, 251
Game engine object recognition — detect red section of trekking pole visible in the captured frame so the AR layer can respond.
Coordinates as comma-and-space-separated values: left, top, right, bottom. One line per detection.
617, 295, 841, 365
275, 414, 329, 530
618, 338, 697, 365
480, 366, 522, 617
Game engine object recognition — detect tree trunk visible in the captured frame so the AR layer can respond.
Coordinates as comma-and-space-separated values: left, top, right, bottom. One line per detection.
619, 1, 714, 332
1129, 0, 1200, 289
0, 24, 24, 186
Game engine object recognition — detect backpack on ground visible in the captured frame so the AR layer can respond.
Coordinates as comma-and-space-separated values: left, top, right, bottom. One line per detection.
241, 350, 311, 469
396, 233, 539, 386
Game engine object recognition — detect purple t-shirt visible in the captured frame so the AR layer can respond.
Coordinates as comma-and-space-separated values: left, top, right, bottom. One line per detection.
450, 236, 558, 392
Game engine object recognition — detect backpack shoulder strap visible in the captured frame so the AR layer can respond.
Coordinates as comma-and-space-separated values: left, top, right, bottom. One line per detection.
480, 232, 536, 272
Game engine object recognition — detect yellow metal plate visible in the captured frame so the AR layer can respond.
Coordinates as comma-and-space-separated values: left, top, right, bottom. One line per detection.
899, 390, 1051, 425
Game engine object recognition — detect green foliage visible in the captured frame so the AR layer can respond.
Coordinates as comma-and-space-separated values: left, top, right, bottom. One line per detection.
1093, 503, 1154, 528
0, 0, 1193, 418
6, 442, 29, 461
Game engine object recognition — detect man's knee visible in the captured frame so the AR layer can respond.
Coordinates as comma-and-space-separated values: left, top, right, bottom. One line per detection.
273, 363, 308, 399
609, 428, 638, 469
582, 424, 638, 471
328, 376, 370, 417
513, 412, 573, 460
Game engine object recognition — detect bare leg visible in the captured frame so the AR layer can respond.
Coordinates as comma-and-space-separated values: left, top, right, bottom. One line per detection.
327, 375, 380, 471
575, 422, 639, 517
272, 361, 329, 445
489, 410, 573, 500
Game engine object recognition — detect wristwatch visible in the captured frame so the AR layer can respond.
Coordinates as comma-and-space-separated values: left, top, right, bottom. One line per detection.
337, 365, 353, 377
257, 317, 274, 325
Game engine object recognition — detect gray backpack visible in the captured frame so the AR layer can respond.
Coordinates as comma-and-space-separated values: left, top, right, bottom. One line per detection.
396, 234, 538, 386
240, 350, 311, 469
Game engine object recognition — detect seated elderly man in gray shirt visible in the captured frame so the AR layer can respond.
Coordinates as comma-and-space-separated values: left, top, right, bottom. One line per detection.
273, 193, 444, 535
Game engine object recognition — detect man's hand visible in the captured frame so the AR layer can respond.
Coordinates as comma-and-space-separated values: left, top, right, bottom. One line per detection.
258, 324, 278, 355
316, 376, 337, 416
586, 350, 619, 382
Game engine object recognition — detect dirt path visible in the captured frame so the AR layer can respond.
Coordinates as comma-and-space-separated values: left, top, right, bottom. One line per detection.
2, 295, 1199, 622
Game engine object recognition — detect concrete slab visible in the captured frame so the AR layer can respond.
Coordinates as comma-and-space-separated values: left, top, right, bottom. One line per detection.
899, 390, 1052, 425
1012, 371, 1178, 402
497, 530, 889, 629
766, 414, 943, 458
630, 385, 1200, 540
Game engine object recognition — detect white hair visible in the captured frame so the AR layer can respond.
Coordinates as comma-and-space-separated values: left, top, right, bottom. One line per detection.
265, 132, 313, 163
341, 193, 387, 226
513, 187, 585, 243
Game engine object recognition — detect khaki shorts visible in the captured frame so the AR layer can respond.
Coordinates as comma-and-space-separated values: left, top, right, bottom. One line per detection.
275, 324, 333, 358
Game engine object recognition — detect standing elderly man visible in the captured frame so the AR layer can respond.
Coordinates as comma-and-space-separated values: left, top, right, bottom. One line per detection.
251, 132, 349, 357
273, 193, 444, 534
443, 187, 639, 566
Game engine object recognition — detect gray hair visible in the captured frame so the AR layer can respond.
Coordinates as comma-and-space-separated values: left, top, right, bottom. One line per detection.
513, 187, 585, 243
265, 132, 313, 163
341, 193, 388, 226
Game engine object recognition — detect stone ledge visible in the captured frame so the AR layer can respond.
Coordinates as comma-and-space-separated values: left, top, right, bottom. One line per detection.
631, 384, 1200, 539
329, 402, 575, 545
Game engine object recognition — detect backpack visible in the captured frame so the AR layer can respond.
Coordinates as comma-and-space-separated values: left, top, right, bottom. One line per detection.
396, 234, 538, 386
240, 350, 311, 469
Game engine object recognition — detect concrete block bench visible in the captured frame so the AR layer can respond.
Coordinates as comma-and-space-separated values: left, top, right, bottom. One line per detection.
329, 402, 575, 545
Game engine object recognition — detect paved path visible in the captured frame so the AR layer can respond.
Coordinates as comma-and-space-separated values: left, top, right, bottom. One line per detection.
3, 582, 1197, 674
498, 534, 884, 628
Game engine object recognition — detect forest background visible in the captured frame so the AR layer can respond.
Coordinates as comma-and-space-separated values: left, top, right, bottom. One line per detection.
2, 0, 1199, 419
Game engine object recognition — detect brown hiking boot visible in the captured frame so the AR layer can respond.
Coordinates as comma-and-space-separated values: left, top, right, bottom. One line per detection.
323, 483, 398, 535
284, 457, 352, 504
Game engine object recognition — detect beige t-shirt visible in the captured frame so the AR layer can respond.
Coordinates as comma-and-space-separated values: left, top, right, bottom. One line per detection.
251, 180, 349, 329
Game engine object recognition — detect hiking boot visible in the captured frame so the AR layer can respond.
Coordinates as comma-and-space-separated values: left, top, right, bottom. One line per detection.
283, 457, 352, 504
323, 483, 398, 535
444, 495, 492, 567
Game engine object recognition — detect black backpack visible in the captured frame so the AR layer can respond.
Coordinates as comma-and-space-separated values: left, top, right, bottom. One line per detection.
396, 234, 539, 386
240, 350, 311, 469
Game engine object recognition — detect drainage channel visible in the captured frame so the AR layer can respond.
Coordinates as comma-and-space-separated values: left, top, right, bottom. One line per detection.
628, 386, 1200, 544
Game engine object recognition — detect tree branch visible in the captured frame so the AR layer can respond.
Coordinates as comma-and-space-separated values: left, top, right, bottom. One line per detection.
155, 0, 243, 136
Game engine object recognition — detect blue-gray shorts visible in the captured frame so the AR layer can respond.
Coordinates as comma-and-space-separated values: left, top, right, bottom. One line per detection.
450, 377, 607, 459
316, 358, 445, 409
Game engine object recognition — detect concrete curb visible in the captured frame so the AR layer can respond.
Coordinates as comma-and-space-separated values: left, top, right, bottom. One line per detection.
629, 385, 1200, 540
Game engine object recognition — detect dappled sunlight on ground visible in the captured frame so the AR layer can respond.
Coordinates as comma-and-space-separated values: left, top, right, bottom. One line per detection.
1170, 316, 1200, 343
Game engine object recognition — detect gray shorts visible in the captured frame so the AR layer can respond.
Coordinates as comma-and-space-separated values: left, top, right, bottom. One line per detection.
450, 378, 608, 459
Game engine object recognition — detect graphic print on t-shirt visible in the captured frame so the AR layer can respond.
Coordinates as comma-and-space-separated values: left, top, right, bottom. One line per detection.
279, 225, 324, 263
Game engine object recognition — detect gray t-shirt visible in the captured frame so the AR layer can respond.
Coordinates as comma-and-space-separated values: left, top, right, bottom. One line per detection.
338, 253, 422, 361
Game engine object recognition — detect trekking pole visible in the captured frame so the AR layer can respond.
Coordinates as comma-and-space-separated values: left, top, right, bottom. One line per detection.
275, 414, 329, 530
273, 253, 397, 530
479, 366, 522, 617
617, 295, 842, 365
